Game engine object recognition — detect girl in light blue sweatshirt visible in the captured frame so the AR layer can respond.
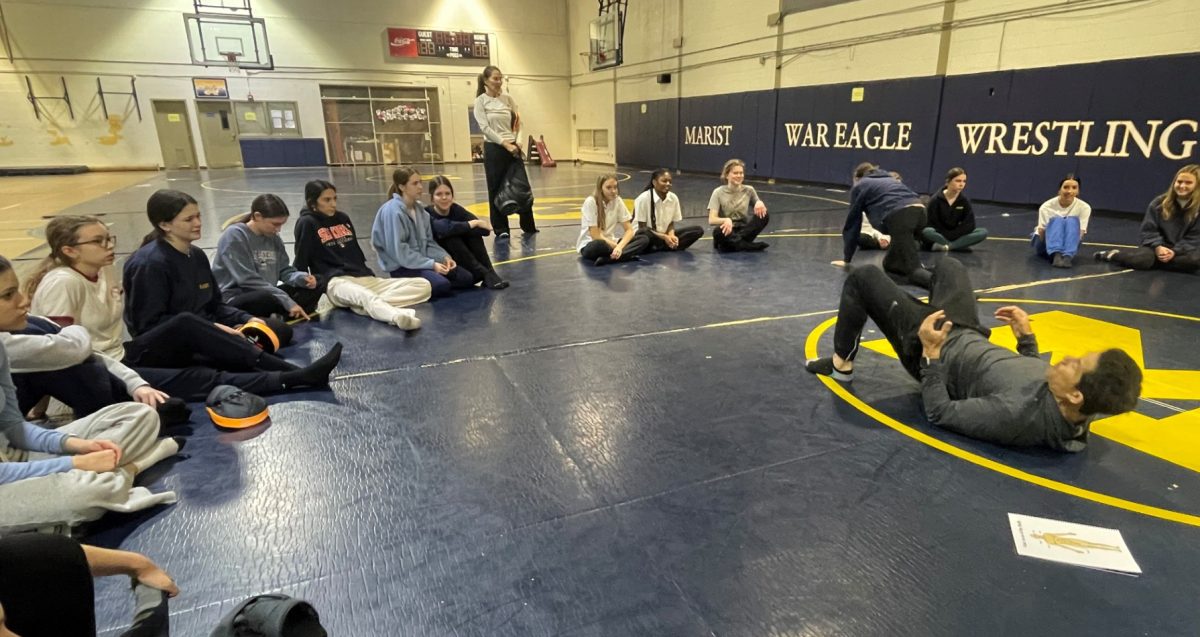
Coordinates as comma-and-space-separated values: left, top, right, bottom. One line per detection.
372, 166, 475, 297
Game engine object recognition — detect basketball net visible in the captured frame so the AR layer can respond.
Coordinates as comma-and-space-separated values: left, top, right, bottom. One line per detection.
223, 52, 242, 73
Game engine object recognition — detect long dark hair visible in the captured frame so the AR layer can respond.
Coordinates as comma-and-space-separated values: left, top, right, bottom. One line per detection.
304, 180, 337, 212
476, 65, 501, 97
142, 189, 197, 246
225, 193, 290, 229
1058, 173, 1081, 189
427, 176, 455, 213
387, 166, 421, 199
27, 215, 105, 297
0, 254, 14, 277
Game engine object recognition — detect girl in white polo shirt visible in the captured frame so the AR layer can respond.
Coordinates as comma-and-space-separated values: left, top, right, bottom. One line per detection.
577, 174, 649, 266
633, 169, 704, 253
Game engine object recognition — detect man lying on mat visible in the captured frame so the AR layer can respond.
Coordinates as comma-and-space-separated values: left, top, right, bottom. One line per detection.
806, 258, 1142, 451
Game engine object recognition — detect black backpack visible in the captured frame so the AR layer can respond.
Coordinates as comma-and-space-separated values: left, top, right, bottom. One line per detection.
210, 594, 327, 637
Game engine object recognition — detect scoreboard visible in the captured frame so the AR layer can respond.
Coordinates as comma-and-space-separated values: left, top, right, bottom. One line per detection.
387, 28, 490, 60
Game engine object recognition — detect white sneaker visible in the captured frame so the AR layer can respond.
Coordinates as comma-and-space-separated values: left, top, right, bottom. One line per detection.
392, 309, 421, 331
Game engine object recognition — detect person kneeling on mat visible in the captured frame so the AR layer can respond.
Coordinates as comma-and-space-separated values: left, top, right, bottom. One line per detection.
805, 258, 1142, 452
1033, 174, 1091, 268
634, 169, 704, 253
835, 162, 931, 287
707, 159, 769, 252
577, 174, 648, 266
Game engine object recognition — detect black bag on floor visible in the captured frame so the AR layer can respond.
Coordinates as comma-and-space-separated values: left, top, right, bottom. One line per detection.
210, 594, 327, 637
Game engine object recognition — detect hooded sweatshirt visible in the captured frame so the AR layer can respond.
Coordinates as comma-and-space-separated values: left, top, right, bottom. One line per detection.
843, 168, 923, 262
213, 223, 309, 310
292, 208, 374, 279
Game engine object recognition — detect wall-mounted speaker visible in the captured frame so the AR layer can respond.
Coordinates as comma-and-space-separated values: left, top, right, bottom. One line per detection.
657, 73, 672, 84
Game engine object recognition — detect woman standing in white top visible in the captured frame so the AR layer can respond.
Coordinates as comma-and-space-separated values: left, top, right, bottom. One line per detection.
1032, 174, 1091, 268
634, 169, 704, 253
707, 159, 769, 252
577, 174, 648, 266
473, 65, 537, 238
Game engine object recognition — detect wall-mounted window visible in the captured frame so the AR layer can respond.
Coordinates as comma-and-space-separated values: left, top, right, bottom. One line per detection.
577, 129, 609, 149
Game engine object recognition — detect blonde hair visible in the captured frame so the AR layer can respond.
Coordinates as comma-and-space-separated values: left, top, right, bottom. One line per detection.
721, 159, 745, 183
1162, 164, 1200, 223
591, 173, 619, 230
387, 166, 421, 198
26, 215, 106, 298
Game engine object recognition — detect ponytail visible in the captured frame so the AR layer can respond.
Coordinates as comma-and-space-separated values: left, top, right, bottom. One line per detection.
388, 166, 420, 199
143, 189, 197, 246
476, 65, 501, 97
26, 215, 105, 298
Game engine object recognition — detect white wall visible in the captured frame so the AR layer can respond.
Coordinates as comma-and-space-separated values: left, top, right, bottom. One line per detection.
0, 0, 570, 168
565, 0, 1200, 163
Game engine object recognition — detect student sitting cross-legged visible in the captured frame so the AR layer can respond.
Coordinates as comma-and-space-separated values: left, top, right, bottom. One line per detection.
805, 258, 1142, 452
294, 179, 430, 328
28, 215, 336, 404
214, 193, 325, 319
922, 167, 988, 252
633, 169, 704, 254
373, 166, 476, 298
577, 174, 648, 266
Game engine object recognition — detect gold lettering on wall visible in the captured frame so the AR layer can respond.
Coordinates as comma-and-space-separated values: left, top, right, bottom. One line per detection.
955, 119, 1199, 159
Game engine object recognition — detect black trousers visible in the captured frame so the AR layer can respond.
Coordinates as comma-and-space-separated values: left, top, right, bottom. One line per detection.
123, 312, 294, 372
712, 212, 770, 249
230, 279, 327, 316
483, 142, 536, 233
12, 354, 283, 412
436, 234, 497, 282
580, 232, 650, 264
879, 204, 927, 276
833, 259, 987, 380
640, 225, 704, 253
1110, 247, 1200, 273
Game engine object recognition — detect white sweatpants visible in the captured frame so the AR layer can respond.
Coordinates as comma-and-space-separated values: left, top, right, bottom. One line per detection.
324, 276, 431, 325
0, 402, 176, 534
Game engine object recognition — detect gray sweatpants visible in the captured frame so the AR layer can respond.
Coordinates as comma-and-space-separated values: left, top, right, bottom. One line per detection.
0, 402, 173, 534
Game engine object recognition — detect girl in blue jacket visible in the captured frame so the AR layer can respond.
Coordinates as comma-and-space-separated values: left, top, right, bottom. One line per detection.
372, 167, 476, 297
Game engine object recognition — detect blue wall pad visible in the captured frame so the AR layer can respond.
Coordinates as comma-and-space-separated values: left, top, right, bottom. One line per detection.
239, 138, 328, 168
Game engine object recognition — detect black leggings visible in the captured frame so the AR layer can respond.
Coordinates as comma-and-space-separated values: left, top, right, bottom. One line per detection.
483, 142, 536, 234
1110, 247, 1200, 273
580, 232, 650, 264
712, 212, 770, 249
122, 312, 295, 373
641, 225, 704, 252
228, 276, 328, 316
833, 258, 988, 379
436, 234, 498, 282
879, 204, 927, 277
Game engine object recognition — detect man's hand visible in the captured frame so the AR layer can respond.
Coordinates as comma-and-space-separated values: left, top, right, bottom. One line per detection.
131, 386, 169, 408
918, 310, 953, 359
1156, 245, 1175, 262
994, 305, 1033, 337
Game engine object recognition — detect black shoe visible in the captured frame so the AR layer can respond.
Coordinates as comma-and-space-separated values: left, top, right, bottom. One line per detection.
593, 256, 612, 266
1094, 249, 1116, 262
483, 271, 509, 289
156, 397, 190, 427
805, 357, 853, 382
1052, 253, 1071, 268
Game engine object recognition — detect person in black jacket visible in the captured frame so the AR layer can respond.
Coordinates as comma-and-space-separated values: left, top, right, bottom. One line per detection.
1096, 164, 1200, 273
837, 162, 930, 287
292, 180, 430, 329
123, 190, 341, 386
425, 175, 508, 289
922, 167, 988, 252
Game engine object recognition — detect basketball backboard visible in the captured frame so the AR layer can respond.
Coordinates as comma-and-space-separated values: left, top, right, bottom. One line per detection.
184, 13, 274, 70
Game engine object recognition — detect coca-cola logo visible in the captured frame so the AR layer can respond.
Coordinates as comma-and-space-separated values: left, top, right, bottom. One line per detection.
391, 36, 414, 47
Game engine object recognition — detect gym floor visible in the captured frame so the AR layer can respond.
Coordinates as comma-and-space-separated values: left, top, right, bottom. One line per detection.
3, 163, 1198, 635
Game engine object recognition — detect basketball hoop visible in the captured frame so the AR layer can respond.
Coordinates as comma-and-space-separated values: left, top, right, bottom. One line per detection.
221, 51, 242, 72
